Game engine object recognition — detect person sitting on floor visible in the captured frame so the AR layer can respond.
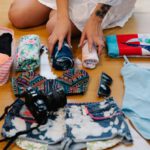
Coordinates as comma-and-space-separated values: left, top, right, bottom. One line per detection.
8, 0, 137, 55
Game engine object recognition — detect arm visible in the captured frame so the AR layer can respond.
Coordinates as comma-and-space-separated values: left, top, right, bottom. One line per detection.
79, 3, 111, 55
56, 0, 69, 18
48, 0, 71, 52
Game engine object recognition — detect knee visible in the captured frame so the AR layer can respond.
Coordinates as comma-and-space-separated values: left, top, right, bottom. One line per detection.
46, 10, 57, 34
8, 3, 28, 28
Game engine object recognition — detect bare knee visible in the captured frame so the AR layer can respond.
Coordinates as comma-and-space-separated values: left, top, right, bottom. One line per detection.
8, 3, 27, 28
46, 10, 57, 34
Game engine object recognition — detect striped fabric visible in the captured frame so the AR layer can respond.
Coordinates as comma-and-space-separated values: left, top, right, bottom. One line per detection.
0, 57, 13, 86
57, 68, 89, 95
11, 71, 63, 97
0, 26, 14, 86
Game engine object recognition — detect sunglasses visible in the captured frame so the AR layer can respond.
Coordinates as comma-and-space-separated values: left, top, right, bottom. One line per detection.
98, 72, 113, 97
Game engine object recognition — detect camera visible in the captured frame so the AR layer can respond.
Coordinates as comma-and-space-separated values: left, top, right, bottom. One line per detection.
25, 87, 67, 125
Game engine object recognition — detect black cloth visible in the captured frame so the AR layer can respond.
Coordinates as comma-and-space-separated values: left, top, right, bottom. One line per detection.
0, 33, 12, 56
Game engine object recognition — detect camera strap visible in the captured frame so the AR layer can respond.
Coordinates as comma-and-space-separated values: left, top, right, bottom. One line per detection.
0, 124, 40, 150
0, 100, 41, 150
0, 100, 17, 121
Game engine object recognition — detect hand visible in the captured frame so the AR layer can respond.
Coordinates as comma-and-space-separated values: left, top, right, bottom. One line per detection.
48, 15, 72, 53
79, 16, 105, 55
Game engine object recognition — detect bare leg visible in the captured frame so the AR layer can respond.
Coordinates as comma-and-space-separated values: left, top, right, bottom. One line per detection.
8, 0, 51, 28
46, 10, 81, 37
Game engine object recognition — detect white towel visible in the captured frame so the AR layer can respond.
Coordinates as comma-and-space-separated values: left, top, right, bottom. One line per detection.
82, 42, 99, 69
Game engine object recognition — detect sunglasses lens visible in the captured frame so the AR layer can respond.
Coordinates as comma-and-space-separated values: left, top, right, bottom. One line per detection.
98, 84, 111, 97
101, 72, 113, 85
98, 72, 112, 97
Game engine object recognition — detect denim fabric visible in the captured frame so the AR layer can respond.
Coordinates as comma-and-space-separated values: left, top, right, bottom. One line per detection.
121, 59, 150, 139
65, 97, 132, 148
52, 41, 74, 71
2, 99, 66, 144
1, 98, 132, 150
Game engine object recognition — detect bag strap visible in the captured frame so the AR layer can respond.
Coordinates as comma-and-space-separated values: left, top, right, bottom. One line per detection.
123, 55, 130, 64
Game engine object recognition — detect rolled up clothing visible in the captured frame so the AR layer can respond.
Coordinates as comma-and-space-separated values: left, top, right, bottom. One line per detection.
0, 33, 13, 56
51, 41, 74, 71
15, 34, 41, 71
0, 27, 14, 86
106, 34, 150, 57
0, 53, 10, 65
0, 57, 13, 86
82, 42, 99, 69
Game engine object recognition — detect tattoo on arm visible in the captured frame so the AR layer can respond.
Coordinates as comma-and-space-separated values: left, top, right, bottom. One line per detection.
96, 4, 111, 19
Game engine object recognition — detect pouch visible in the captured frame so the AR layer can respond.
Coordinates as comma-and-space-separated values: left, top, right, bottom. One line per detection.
57, 68, 89, 95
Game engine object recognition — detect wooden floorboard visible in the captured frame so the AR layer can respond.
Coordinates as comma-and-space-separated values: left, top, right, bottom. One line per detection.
0, 0, 150, 149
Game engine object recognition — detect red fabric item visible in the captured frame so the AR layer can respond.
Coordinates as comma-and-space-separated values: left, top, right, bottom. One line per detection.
117, 34, 142, 56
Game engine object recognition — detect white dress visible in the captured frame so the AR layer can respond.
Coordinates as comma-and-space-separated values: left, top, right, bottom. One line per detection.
38, 0, 136, 31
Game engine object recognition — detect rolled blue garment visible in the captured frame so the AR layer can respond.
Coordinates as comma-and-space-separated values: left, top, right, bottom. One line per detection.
51, 41, 74, 70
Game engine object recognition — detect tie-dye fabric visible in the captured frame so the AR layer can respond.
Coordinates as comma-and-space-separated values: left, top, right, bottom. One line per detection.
51, 41, 74, 71
65, 98, 132, 147
1, 98, 132, 150
15, 34, 41, 71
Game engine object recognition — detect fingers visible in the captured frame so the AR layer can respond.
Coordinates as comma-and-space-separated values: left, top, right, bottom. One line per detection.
79, 32, 86, 48
95, 38, 105, 55
67, 31, 72, 48
58, 37, 64, 51
48, 34, 58, 54
87, 37, 93, 52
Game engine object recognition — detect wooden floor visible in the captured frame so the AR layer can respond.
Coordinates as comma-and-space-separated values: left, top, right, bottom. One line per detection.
0, 0, 150, 149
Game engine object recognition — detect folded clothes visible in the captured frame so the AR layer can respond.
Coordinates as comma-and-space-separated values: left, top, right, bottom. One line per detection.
1, 98, 132, 150
0, 27, 14, 86
0, 57, 13, 86
56, 68, 89, 95
82, 42, 99, 69
0, 33, 13, 56
51, 41, 74, 70
106, 34, 150, 57
15, 34, 41, 71
0, 53, 10, 65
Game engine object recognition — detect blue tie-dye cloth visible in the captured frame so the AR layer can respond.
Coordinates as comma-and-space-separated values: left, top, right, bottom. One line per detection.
51, 41, 74, 71
1, 98, 132, 149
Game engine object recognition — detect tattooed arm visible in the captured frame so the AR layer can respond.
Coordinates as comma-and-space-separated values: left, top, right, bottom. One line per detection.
79, 4, 111, 55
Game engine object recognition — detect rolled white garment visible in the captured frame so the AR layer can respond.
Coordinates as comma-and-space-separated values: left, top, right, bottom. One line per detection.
82, 42, 99, 69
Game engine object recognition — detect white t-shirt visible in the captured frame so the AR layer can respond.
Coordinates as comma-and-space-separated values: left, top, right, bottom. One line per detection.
38, 0, 136, 31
